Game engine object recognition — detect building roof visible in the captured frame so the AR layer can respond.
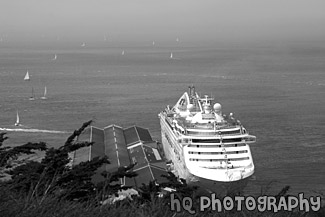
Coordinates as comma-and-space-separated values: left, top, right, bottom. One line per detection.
71, 124, 167, 188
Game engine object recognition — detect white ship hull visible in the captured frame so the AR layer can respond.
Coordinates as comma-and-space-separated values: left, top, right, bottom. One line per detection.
158, 86, 256, 195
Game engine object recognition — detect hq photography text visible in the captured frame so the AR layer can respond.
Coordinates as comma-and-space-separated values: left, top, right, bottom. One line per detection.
170, 193, 321, 214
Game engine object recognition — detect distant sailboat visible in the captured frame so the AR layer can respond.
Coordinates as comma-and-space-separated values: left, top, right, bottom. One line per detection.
170, 52, 173, 59
81, 42, 86, 47
24, 70, 35, 100
41, 86, 47, 100
52, 54, 57, 60
122, 50, 125, 55
15, 110, 20, 126
29, 87, 35, 101
24, 71, 30, 81
152, 41, 155, 46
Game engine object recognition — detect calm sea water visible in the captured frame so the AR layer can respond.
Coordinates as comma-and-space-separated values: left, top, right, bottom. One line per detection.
0, 40, 324, 197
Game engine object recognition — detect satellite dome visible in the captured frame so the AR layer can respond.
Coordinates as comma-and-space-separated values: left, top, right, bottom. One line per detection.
213, 103, 222, 112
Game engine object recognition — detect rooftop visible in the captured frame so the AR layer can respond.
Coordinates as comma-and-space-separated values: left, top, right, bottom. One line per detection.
71, 124, 167, 188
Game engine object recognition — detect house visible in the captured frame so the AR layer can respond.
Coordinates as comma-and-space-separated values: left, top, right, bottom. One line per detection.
71, 124, 167, 187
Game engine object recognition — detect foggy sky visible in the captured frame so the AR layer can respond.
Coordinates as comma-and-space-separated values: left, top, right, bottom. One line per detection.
1, 0, 325, 43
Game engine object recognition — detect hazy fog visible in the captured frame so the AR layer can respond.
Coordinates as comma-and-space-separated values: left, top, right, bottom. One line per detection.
1, 0, 325, 43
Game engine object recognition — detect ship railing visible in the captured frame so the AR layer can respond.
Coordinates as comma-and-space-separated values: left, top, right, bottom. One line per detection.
199, 165, 245, 170
186, 130, 242, 136
188, 135, 256, 143
186, 131, 216, 136
188, 160, 252, 169
186, 146, 249, 153
182, 122, 240, 130
185, 141, 253, 146
199, 161, 253, 170
187, 152, 250, 160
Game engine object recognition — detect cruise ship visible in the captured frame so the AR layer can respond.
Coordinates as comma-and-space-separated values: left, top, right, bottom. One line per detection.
159, 86, 256, 193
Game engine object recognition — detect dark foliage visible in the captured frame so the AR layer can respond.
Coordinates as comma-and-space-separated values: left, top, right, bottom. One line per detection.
160, 172, 199, 196
137, 172, 199, 204
0, 132, 9, 146
1, 121, 144, 203
0, 136, 47, 168
97, 163, 138, 199
1, 121, 109, 201
64, 120, 92, 147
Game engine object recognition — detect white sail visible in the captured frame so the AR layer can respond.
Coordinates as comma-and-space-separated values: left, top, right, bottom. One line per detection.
15, 110, 20, 126
170, 52, 173, 59
81, 42, 86, 47
41, 86, 47, 99
24, 71, 30, 81
53, 54, 57, 60
122, 50, 125, 55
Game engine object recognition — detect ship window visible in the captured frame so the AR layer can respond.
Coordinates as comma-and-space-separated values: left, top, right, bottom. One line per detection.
192, 139, 220, 143
222, 138, 242, 143
220, 130, 241, 135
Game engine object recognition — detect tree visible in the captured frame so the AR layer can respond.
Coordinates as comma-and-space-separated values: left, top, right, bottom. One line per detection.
0, 132, 47, 178
1, 121, 141, 203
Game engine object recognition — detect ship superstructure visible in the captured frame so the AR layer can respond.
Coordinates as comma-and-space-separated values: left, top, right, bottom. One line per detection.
159, 86, 256, 186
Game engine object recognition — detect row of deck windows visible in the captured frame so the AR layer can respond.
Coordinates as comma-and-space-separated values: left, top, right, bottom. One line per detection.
188, 150, 248, 155
189, 157, 249, 162
188, 144, 246, 148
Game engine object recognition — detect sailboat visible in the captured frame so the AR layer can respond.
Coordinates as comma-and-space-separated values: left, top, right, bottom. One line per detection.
52, 54, 57, 60
170, 52, 173, 59
81, 42, 86, 47
29, 87, 35, 100
14, 110, 20, 126
24, 70, 34, 100
24, 71, 30, 81
121, 50, 125, 55
41, 86, 47, 100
